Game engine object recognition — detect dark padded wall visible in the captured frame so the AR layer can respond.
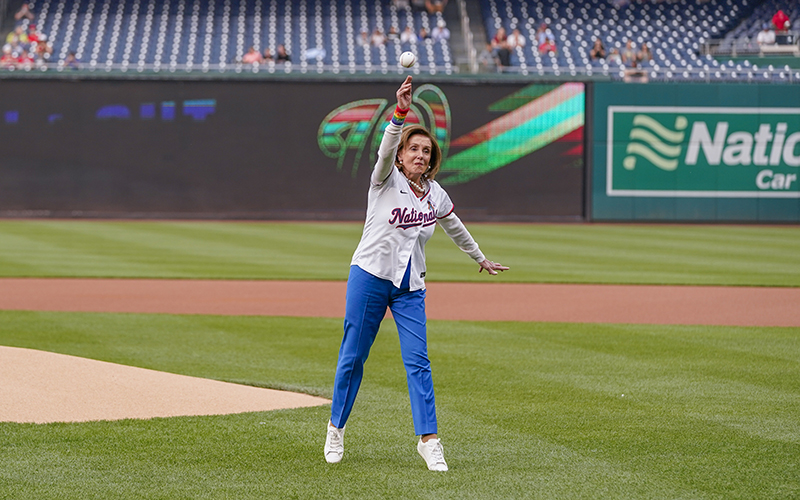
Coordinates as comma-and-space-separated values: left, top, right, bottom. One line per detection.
0, 78, 585, 220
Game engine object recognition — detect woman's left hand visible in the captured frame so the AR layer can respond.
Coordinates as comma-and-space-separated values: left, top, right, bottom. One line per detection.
478, 259, 509, 275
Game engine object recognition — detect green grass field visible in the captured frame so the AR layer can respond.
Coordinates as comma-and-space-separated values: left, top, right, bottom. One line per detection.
1, 311, 798, 499
1, 219, 799, 285
1, 220, 799, 499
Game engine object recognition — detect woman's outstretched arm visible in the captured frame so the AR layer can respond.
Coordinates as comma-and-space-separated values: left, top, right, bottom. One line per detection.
372, 76, 413, 185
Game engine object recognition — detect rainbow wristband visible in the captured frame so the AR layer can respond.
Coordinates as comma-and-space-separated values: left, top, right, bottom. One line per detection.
391, 106, 409, 126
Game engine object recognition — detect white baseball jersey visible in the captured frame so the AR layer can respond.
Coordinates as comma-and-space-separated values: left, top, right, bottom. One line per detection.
351, 122, 485, 291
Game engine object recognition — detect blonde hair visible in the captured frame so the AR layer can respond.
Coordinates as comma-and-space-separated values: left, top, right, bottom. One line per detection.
394, 125, 442, 181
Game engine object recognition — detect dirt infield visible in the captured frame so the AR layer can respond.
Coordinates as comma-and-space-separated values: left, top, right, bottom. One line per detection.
2, 278, 797, 424
2, 278, 799, 327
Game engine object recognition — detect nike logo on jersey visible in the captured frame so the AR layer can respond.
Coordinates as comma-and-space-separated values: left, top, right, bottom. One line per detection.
400, 190, 408, 194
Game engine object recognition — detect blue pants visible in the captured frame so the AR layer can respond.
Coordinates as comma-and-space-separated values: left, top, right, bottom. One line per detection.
330, 265, 438, 436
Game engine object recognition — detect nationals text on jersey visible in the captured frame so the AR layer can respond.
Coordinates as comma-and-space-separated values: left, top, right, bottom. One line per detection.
389, 207, 437, 229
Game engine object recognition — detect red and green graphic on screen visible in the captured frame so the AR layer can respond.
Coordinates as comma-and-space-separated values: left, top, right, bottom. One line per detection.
318, 83, 584, 185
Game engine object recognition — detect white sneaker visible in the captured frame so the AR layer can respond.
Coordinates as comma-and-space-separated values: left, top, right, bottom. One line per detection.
324, 421, 345, 463
417, 437, 448, 471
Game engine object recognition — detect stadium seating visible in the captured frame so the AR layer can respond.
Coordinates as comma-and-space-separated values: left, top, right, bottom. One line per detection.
18, 0, 453, 73
479, 0, 800, 81
7, 0, 799, 81
717, 0, 799, 55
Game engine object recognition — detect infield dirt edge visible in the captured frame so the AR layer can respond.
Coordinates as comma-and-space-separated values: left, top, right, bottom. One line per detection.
2, 278, 798, 424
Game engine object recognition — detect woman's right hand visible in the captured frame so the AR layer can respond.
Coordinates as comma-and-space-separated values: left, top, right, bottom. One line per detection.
396, 76, 413, 110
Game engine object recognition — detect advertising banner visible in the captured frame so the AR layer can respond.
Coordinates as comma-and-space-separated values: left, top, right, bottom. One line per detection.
593, 83, 800, 221
0, 78, 585, 220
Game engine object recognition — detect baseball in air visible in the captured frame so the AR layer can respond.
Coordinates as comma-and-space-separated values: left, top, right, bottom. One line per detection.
399, 51, 417, 68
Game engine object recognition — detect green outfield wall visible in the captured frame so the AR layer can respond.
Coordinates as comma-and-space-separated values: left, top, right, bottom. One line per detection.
591, 82, 800, 222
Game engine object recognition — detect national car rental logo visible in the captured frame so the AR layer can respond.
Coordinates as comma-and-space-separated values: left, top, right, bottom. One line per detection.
608, 106, 800, 197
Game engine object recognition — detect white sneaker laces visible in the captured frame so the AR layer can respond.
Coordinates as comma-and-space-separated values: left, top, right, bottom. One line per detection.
430, 440, 445, 464
327, 428, 343, 450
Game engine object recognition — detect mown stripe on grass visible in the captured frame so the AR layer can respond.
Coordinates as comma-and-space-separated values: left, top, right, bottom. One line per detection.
0, 310, 797, 499
1, 220, 799, 285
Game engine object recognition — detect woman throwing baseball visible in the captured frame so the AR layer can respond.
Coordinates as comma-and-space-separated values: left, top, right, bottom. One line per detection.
324, 76, 508, 471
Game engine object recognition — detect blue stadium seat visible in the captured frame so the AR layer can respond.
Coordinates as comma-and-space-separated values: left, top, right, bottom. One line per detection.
20, 0, 453, 74
477, 0, 786, 80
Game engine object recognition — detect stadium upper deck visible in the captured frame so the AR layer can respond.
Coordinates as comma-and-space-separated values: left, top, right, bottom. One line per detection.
1, 0, 798, 81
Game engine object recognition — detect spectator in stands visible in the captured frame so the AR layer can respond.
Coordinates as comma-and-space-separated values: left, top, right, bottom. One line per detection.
6, 27, 28, 48
431, 20, 450, 43
495, 41, 512, 72
637, 42, 651, 64
400, 26, 417, 44
506, 28, 526, 49
26, 25, 39, 43
242, 46, 263, 64
772, 9, 790, 32
607, 48, 621, 65
478, 42, 496, 72
262, 47, 274, 62
34, 34, 52, 61
17, 49, 34, 69
392, 0, 410, 9
371, 29, 387, 47
64, 51, 80, 70
492, 27, 507, 49
1, 46, 15, 68
534, 24, 545, 45
14, 3, 35, 24
621, 40, 637, 66
425, 0, 447, 14
756, 23, 776, 46
358, 30, 370, 47
538, 28, 556, 55
276, 44, 291, 63
387, 26, 400, 43
304, 46, 326, 61
418, 27, 430, 41
590, 38, 606, 60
